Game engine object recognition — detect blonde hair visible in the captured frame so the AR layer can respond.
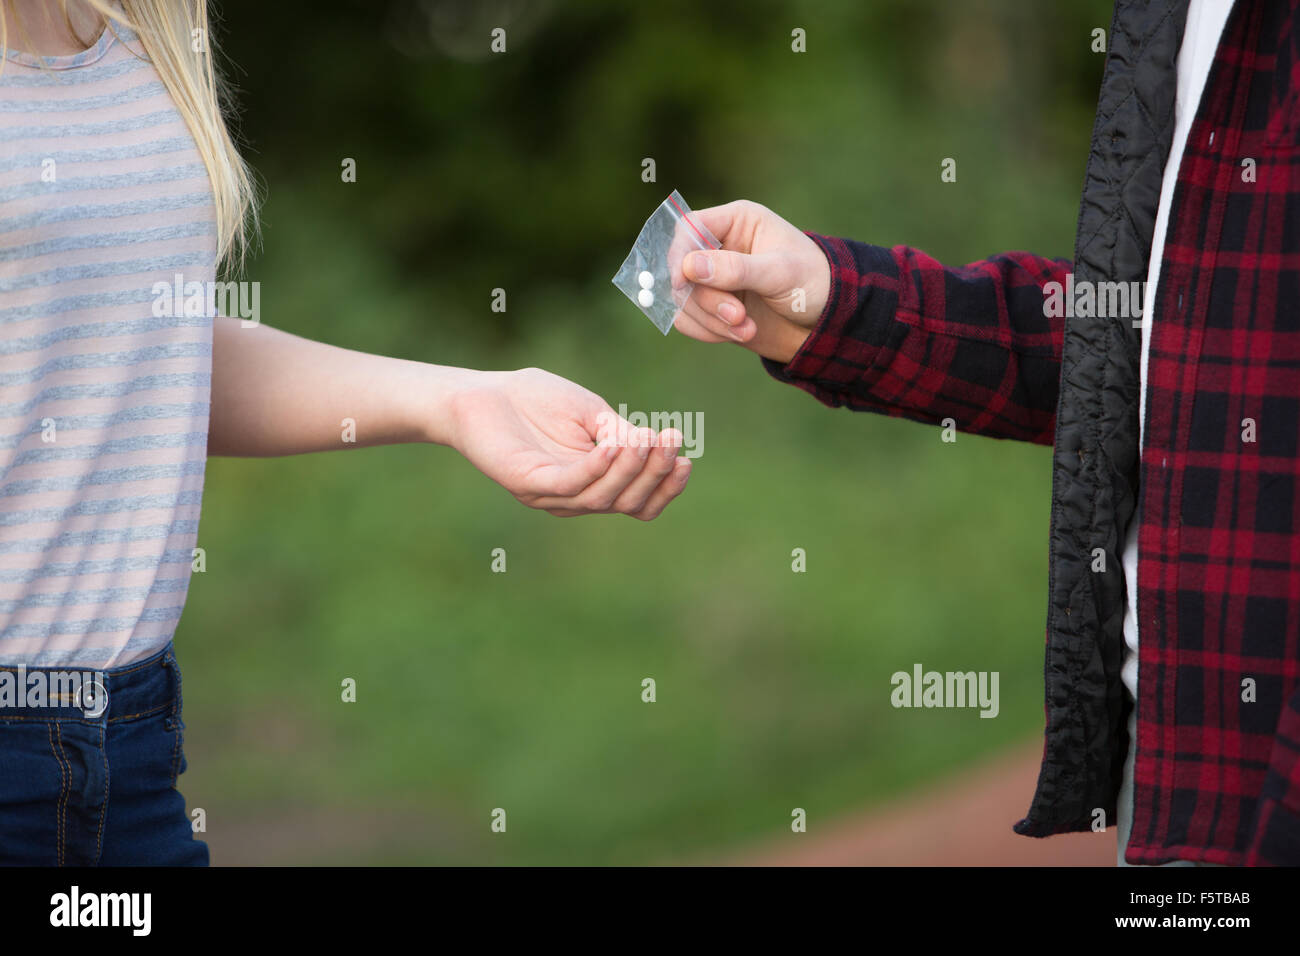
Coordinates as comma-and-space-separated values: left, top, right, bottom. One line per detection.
1, 0, 257, 273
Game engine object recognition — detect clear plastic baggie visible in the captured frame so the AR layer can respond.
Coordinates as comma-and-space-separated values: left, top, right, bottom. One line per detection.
612, 189, 721, 334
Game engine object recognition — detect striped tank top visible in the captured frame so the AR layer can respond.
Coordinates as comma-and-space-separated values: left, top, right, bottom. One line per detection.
0, 24, 215, 668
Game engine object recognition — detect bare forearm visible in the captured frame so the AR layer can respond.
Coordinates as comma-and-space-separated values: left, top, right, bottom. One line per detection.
208, 316, 476, 456
206, 318, 692, 519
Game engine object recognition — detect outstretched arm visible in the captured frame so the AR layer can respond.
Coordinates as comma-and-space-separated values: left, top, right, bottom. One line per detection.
674, 200, 1070, 445
209, 317, 691, 519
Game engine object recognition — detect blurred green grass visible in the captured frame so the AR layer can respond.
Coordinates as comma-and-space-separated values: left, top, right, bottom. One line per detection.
178, 0, 1111, 863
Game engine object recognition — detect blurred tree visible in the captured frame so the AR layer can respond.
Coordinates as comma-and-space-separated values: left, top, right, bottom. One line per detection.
214, 0, 1114, 338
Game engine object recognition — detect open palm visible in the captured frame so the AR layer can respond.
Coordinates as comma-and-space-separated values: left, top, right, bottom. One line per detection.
450, 368, 691, 519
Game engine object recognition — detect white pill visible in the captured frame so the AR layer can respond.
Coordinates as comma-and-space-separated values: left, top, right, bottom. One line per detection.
637, 288, 655, 308
637, 270, 655, 290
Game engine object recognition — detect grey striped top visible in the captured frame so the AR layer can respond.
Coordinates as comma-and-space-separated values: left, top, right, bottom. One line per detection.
0, 24, 216, 668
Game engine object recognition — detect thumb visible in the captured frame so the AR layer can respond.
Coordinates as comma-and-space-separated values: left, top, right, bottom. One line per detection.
683, 249, 793, 298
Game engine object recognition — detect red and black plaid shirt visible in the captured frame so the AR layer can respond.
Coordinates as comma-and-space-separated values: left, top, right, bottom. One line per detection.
765, 0, 1300, 864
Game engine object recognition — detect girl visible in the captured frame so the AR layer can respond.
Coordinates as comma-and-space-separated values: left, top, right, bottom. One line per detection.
0, 0, 691, 865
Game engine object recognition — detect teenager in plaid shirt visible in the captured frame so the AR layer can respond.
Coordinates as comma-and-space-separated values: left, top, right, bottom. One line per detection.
675, 0, 1299, 865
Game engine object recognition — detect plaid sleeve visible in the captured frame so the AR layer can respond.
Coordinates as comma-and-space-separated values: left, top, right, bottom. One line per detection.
1246, 686, 1300, 866
761, 234, 1070, 445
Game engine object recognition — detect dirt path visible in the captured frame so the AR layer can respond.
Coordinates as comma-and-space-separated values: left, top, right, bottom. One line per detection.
726, 738, 1117, 866
207, 738, 1115, 866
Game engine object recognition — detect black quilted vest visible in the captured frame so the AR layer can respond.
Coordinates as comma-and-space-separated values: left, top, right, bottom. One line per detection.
1015, 0, 1191, 837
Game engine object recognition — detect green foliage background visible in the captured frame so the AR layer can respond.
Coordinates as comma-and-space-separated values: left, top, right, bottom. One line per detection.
181, 0, 1113, 863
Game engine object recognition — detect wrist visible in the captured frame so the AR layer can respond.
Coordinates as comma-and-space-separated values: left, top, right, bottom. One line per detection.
795, 231, 833, 330
749, 321, 813, 365
419, 365, 496, 448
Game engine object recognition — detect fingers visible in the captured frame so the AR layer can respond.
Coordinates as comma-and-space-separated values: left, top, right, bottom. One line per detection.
667, 200, 757, 296
672, 309, 731, 343
527, 428, 647, 512
666, 218, 703, 296
630, 455, 692, 521
586, 402, 624, 448
545, 452, 691, 520
528, 440, 618, 498
529, 427, 692, 519
683, 248, 794, 299
609, 428, 682, 514
676, 286, 757, 344
691, 285, 746, 325
691, 201, 758, 247
565, 433, 656, 511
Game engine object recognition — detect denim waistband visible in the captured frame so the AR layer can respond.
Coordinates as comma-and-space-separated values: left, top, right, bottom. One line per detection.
0, 642, 179, 723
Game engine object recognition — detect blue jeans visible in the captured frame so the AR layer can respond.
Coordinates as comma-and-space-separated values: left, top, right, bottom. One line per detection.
0, 643, 207, 866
